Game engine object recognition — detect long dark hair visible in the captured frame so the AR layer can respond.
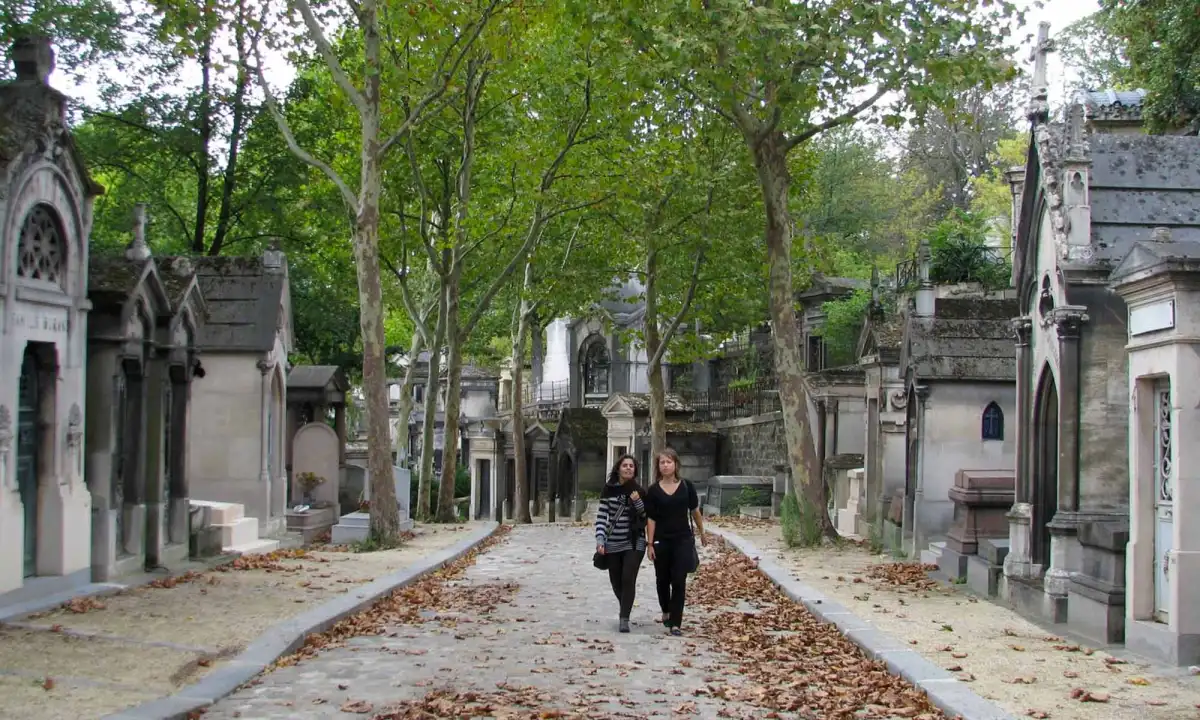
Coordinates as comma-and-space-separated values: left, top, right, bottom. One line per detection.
653, 446, 683, 484
602, 453, 641, 498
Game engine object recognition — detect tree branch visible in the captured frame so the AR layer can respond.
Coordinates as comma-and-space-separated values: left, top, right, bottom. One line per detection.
648, 248, 705, 369
250, 49, 357, 209
292, 0, 369, 117
786, 85, 890, 150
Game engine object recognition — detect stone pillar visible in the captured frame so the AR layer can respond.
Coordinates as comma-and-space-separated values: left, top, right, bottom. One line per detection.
121, 358, 147, 561
257, 360, 273, 527
1044, 307, 1088, 603
905, 386, 930, 557
168, 368, 190, 548
1004, 317, 1036, 585
334, 403, 347, 466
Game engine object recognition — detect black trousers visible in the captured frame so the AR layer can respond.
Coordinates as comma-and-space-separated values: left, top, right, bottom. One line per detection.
606, 549, 645, 619
653, 535, 692, 628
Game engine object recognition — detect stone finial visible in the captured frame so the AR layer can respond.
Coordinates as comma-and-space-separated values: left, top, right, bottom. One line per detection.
917, 238, 932, 288
126, 203, 151, 261
262, 239, 284, 270
11, 36, 55, 84
1066, 103, 1088, 160
870, 264, 880, 301
1152, 227, 1172, 243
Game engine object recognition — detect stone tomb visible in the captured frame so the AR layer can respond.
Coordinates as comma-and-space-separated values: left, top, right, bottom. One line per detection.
1109, 233, 1200, 664
939, 469, 1015, 580
703, 475, 774, 516
331, 465, 412, 544
0, 37, 101, 602
286, 422, 341, 541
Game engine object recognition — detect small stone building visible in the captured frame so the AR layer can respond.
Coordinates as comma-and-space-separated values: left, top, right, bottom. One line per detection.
0, 38, 101, 603
182, 251, 293, 538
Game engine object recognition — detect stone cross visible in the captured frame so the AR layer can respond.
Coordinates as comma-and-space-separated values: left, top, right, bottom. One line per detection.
1027, 22, 1054, 120
917, 238, 932, 288
11, 37, 54, 84
126, 203, 151, 261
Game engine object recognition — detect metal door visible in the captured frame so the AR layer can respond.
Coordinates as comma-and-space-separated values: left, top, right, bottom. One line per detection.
162, 381, 173, 542
1153, 381, 1173, 622
113, 370, 128, 554
17, 348, 40, 577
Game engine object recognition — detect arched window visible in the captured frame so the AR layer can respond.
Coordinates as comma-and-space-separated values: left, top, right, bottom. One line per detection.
582, 337, 610, 398
982, 402, 1004, 441
17, 204, 66, 288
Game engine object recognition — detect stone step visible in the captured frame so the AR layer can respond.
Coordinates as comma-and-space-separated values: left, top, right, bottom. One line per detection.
919, 541, 946, 566
217, 516, 260, 549
191, 499, 244, 525
228, 538, 281, 555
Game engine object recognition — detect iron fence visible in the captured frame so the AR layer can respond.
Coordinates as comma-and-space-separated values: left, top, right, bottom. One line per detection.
680, 379, 782, 423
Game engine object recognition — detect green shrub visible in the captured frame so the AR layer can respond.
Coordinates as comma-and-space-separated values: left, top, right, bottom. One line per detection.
780, 490, 825, 548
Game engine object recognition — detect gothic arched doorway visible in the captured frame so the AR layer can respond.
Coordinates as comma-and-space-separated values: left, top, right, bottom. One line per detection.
558, 453, 575, 517
17, 346, 42, 577
1032, 366, 1059, 569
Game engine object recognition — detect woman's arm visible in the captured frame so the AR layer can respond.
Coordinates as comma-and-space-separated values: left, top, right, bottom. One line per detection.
692, 508, 705, 544
646, 518, 657, 558
594, 497, 610, 551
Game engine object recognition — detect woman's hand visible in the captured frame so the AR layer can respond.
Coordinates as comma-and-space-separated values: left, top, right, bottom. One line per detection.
629, 491, 640, 501
699, 531, 707, 547
646, 546, 655, 561
596, 544, 606, 555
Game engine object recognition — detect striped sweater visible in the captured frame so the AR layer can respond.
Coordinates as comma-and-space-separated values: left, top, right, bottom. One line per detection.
594, 492, 647, 553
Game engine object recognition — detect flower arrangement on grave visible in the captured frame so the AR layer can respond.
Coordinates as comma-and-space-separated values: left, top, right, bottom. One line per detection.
358, 499, 369, 513
297, 472, 325, 506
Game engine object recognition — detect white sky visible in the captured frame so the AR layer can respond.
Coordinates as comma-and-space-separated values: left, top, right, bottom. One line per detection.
51, 1, 1100, 129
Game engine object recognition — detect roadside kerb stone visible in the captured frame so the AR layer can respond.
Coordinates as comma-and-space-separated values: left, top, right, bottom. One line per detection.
709, 527, 1018, 720
102, 522, 500, 720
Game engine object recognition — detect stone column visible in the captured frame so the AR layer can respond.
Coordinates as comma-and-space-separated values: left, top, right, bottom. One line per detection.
334, 403, 347, 466
1005, 317, 1036, 583
907, 385, 931, 557
168, 368, 191, 547
1044, 306, 1088, 603
121, 358, 147, 559
257, 360, 272, 526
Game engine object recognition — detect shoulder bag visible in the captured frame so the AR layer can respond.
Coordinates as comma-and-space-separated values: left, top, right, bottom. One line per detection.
685, 480, 701, 574
592, 496, 627, 570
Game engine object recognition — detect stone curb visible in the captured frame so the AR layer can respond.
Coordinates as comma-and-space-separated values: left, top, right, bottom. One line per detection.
104, 522, 501, 720
709, 527, 1018, 720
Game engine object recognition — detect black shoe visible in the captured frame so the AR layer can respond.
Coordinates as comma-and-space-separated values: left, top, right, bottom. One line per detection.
669, 627, 682, 636
619, 618, 630, 633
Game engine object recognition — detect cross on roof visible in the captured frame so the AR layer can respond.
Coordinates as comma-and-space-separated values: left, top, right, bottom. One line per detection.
1030, 22, 1054, 92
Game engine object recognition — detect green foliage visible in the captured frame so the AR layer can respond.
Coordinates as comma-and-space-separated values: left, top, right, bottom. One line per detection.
967, 135, 1029, 249
0, 0, 124, 81
1101, 0, 1200, 132
728, 486, 770, 514
779, 492, 823, 549
928, 210, 1011, 289
1057, 12, 1130, 93
817, 290, 874, 368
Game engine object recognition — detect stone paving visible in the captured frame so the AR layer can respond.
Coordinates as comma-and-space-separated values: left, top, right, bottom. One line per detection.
204, 525, 769, 719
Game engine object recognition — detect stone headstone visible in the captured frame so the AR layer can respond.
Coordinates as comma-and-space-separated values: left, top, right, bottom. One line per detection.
393, 465, 412, 524
292, 422, 341, 508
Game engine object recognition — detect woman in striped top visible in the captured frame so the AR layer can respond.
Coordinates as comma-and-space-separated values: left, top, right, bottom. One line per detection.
594, 454, 647, 633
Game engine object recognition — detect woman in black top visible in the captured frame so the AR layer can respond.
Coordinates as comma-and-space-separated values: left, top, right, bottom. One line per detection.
645, 446, 705, 636
594, 454, 646, 633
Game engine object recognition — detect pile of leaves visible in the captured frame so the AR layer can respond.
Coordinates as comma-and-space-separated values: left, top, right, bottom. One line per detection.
268, 525, 512, 670
689, 541, 946, 720
215, 548, 322, 572
711, 516, 776, 532
370, 684, 619, 719
864, 562, 941, 592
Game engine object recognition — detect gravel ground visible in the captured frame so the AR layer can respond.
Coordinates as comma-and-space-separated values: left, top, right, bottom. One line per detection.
0, 523, 484, 720
723, 519, 1200, 720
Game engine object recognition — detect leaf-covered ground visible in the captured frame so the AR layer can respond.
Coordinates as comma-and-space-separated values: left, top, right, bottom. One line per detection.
202, 525, 950, 720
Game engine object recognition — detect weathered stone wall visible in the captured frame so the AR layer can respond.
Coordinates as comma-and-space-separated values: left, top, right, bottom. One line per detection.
716, 412, 788, 478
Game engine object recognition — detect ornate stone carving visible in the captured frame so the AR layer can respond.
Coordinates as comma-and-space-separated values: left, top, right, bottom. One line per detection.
257, 358, 273, 375
888, 390, 908, 410
1049, 306, 1089, 340
1033, 124, 1072, 259
0, 406, 12, 492
1011, 316, 1033, 346
66, 403, 83, 449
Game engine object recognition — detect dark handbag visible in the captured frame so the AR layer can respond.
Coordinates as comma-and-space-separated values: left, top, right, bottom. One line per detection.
685, 482, 701, 574
592, 497, 627, 571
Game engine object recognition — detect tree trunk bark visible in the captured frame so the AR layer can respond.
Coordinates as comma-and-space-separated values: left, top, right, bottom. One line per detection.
210, 55, 249, 257
510, 261, 534, 524
750, 130, 833, 539
436, 265, 464, 523
192, 23, 213, 255
643, 248, 667, 461
357, 0, 402, 541
418, 298, 445, 522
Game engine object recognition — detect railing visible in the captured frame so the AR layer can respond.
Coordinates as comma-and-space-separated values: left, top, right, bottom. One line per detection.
680, 378, 782, 423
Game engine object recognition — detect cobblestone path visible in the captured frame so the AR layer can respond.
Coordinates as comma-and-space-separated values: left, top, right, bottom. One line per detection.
203, 525, 766, 719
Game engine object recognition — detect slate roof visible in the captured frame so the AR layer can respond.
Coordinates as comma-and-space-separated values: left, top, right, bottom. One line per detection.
157, 257, 198, 307
188, 255, 287, 352
287, 365, 349, 391
1087, 133, 1200, 263
88, 256, 147, 301
1078, 89, 1146, 124
796, 274, 868, 303
901, 298, 1017, 382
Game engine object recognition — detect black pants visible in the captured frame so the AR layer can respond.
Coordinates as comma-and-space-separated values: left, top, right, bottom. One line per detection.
653, 535, 693, 628
606, 549, 644, 619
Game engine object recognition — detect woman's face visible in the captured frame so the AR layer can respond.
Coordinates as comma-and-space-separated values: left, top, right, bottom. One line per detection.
618, 458, 636, 482
657, 454, 676, 478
